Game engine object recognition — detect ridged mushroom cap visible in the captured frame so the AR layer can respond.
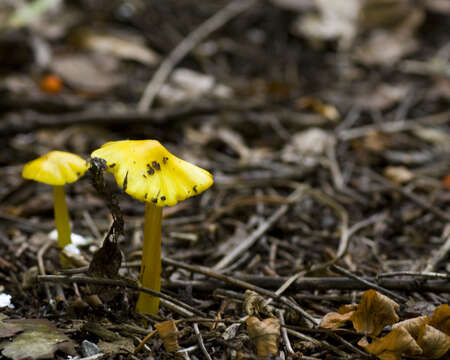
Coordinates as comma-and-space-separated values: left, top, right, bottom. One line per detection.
22, 151, 89, 186
91, 140, 213, 206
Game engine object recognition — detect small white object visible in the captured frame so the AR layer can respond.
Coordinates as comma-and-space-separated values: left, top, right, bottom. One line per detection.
0, 293, 13, 308
171, 68, 215, 95
158, 68, 233, 105
63, 243, 81, 256
49, 230, 93, 246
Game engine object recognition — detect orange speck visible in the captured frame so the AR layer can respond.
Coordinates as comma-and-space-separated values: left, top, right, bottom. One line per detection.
40, 74, 63, 94
443, 174, 450, 189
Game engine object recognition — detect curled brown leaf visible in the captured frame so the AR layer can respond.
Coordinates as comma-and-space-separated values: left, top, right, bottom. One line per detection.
429, 304, 450, 336
351, 289, 399, 336
155, 320, 180, 353
246, 316, 280, 357
320, 304, 357, 330
358, 326, 422, 360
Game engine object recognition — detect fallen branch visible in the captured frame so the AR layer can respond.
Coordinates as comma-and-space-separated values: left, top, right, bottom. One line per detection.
137, 0, 258, 111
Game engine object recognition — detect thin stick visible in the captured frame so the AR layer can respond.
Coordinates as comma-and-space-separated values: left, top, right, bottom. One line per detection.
424, 226, 450, 272
137, 0, 258, 111
338, 109, 450, 141
37, 238, 55, 308
365, 168, 450, 222
134, 329, 157, 354
163, 257, 318, 324
193, 323, 212, 360
331, 264, 408, 303
214, 188, 305, 270
377, 271, 450, 279
38, 274, 205, 317
277, 310, 295, 355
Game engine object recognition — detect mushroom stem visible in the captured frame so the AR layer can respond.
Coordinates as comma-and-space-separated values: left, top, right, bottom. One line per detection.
53, 185, 71, 248
136, 202, 162, 314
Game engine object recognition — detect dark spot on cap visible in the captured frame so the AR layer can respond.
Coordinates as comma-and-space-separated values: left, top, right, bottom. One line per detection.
123, 171, 129, 191
162, 157, 168, 164
193, 185, 198, 193
76, 172, 81, 176
143, 174, 147, 178
151, 197, 158, 203
161, 196, 166, 201
109, 163, 116, 168
144, 193, 148, 199
146, 163, 154, 175
152, 161, 161, 171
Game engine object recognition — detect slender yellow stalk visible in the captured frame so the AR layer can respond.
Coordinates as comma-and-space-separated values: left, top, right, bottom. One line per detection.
53, 185, 71, 248
136, 202, 162, 314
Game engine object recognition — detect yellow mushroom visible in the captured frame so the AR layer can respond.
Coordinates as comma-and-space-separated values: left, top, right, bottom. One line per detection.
91, 140, 213, 314
22, 151, 89, 249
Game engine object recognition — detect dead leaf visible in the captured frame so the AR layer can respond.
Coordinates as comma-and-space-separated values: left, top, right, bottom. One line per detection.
295, 97, 340, 121
355, 7, 424, 66
98, 337, 134, 356
320, 304, 357, 330
358, 326, 423, 360
158, 68, 232, 105
393, 315, 450, 358
52, 53, 122, 93
155, 320, 180, 353
351, 289, 400, 336
0, 316, 23, 339
73, 28, 160, 66
359, 0, 415, 30
393, 316, 428, 340
356, 84, 409, 111
429, 304, 450, 335
293, 0, 361, 49
417, 325, 450, 359
243, 290, 274, 317
246, 316, 280, 357
360, 130, 390, 153
0, 319, 76, 360
383, 166, 415, 185
281, 128, 332, 165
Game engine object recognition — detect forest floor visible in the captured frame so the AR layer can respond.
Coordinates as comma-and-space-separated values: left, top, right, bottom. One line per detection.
0, 1, 449, 359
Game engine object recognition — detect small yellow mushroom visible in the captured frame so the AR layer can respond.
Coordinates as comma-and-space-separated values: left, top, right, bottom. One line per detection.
22, 151, 89, 249
91, 140, 213, 314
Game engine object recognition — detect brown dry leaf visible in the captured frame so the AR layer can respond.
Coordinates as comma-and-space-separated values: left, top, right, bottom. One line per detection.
429, 304, 450, 335
246, 316, 280, 357
361, 130, 390, 153
393, 316, 428, 340
417, 325, 450, 359
295, 97, 340, 121
393, 315, 450, 358
73, 28, 160, 66
0, 319, 76, 360
355, 6, 424, 66
52, 53, 122, 93
351, 289, 400, 336
0, 315, 23, 339
358, 327, 423, 360
293, 0, 361, 49
98, 337, 135, 356
320, 304, 357, 330
383, 166, 415, 185
155, 320, 180, 353
243, 290, 274, 317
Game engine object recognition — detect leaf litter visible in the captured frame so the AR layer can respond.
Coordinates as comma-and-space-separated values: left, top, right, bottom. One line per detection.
0, 0, 449, 359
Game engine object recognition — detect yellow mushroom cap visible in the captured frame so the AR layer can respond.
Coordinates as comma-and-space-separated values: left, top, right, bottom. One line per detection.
22, 151, 89, 186
91, 140, 213, 206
